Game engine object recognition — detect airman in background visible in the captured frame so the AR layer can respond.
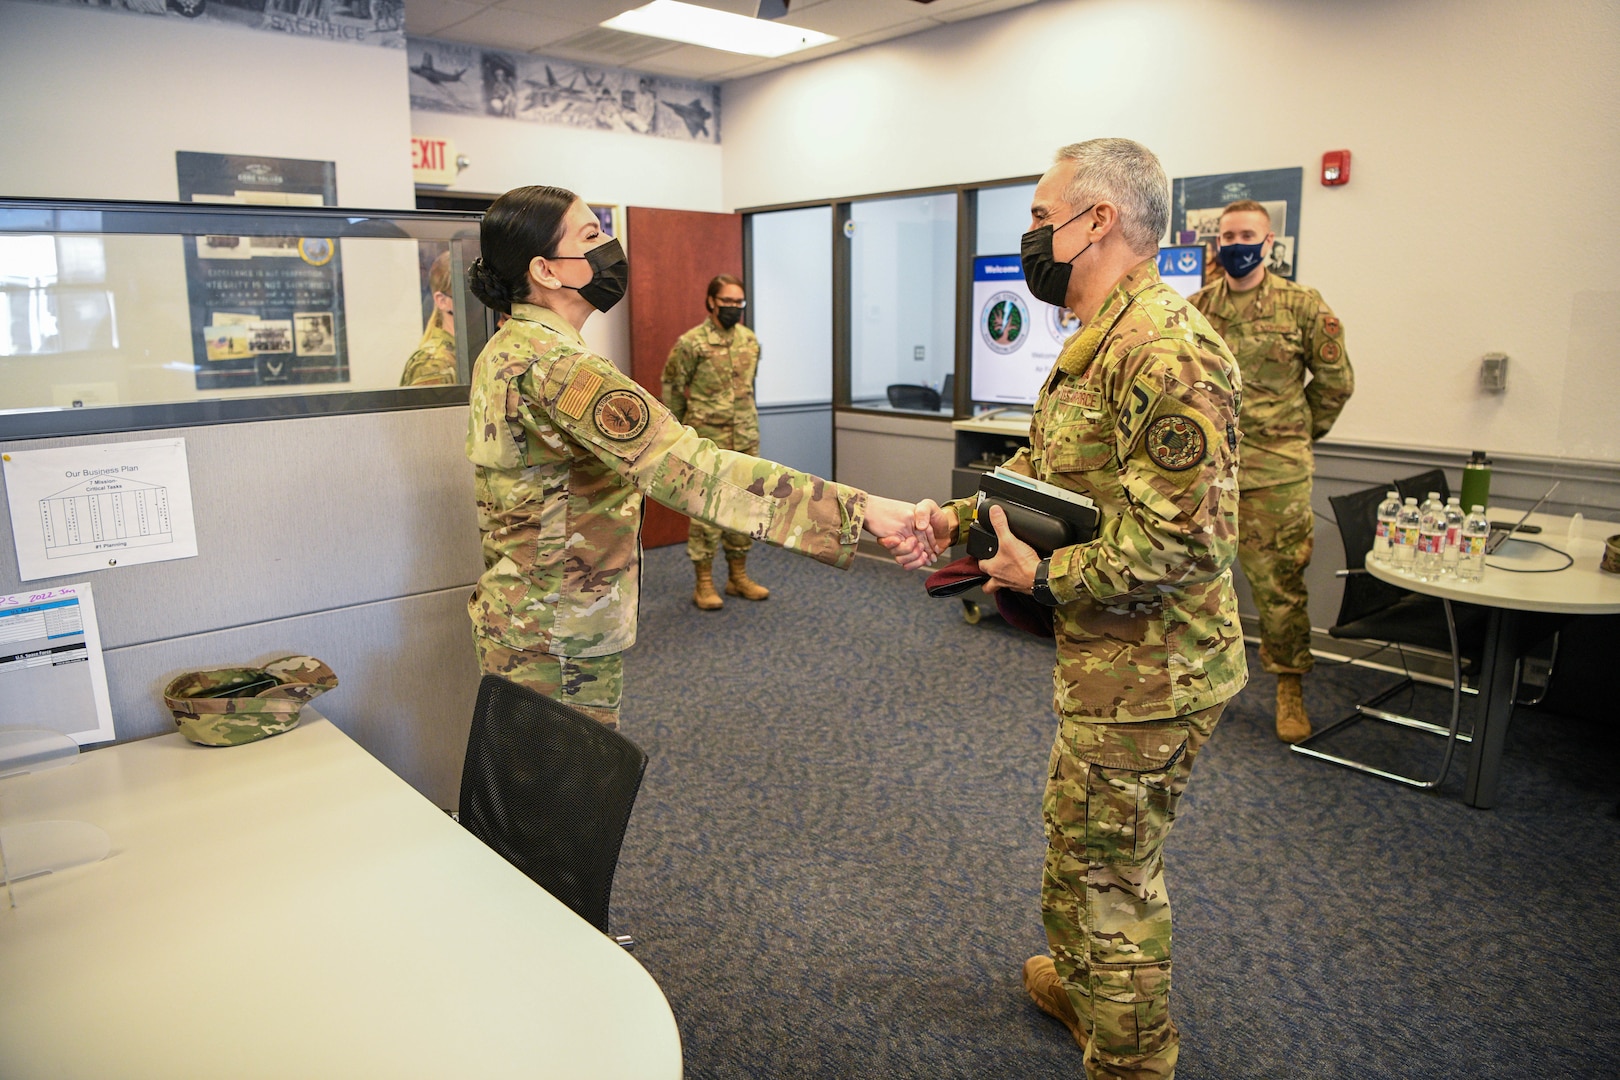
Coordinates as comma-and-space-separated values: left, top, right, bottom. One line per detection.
661, 275, 768, 610
400, 250, 458, 387
1190, 200, 1354, 743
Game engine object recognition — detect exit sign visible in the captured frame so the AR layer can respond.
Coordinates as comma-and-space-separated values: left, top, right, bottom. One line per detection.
412, 136, 457, 185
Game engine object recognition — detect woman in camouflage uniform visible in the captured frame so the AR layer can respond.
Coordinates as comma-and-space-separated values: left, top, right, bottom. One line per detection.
464, 186, 934, 727
399, 250, 458, 387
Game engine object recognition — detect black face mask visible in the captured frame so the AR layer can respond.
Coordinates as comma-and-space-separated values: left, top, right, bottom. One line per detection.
1019, 205, 1095, 307
553, 238, 628, 312
713, 304, 744, 329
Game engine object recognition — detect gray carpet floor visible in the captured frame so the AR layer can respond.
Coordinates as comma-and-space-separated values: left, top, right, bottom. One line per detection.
612, 543, 1620, 1079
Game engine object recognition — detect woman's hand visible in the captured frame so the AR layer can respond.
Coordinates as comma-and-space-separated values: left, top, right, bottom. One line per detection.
865, 496, 949, 570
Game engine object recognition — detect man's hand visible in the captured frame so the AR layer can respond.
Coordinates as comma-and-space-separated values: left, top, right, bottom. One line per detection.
977, 504, 1040, 594
866, 496, 948, 570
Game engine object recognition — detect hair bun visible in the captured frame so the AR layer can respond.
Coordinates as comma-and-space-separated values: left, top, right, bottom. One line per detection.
465, 257, 514, 313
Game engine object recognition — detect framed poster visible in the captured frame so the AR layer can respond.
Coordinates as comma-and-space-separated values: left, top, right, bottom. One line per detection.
176, 152, 350, 389
1170, 167, 1304, 281
590, 204, 621, 239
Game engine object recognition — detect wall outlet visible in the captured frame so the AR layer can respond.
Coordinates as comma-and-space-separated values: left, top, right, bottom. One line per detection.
1479, 352, 1508, 392
913, 345, 925, 361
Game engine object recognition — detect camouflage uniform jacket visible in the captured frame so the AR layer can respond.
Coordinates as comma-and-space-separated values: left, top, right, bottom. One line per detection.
947, 259, 1248, 721
661, 317, 761, 453
1189, 271, 1353, 489
400, 324, 457, 387
467, 303, 866, 658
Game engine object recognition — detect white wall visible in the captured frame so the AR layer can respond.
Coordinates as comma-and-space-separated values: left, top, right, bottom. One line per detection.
721, 0, 1620, 463
0, 1, 415, 208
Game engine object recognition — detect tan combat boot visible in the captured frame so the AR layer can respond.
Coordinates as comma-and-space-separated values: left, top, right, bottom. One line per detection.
1022, 955, 1086, 1050
692, 560, 724, 611
724, 552, 769, 601
1275, 673, 1311, 743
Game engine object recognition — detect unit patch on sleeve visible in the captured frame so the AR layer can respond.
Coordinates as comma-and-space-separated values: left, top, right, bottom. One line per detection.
1319, 341, 1342, 362
1143, 414, 1206, 471
593, 389, 650, 441
1322, 314, 1342, 338
558, 368, 604, 419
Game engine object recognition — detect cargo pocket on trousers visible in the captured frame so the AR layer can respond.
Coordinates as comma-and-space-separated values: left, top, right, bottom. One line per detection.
1071, 721, 1189, 866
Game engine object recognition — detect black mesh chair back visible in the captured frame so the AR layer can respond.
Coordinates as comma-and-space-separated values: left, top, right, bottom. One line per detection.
887, 383, 941, 411
1327, 484, 1410, 628
1395, 468, 1449, 505
458, 674, 648, 935
941, 373, 955, 407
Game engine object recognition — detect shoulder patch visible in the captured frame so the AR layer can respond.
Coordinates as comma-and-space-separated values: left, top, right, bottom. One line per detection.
593, 388, 651, 441
558, 368, 604, 419
1144, 414, 1207, 472
1322, 314, 1342, 338
1320, 340, 1343, 362
1116, 370, 1162, 456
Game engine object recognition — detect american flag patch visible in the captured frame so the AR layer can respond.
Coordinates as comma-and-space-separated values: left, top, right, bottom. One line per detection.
557, 368, 604, 419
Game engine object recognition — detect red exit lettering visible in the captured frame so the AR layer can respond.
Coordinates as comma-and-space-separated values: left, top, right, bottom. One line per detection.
412, 138, 446, 172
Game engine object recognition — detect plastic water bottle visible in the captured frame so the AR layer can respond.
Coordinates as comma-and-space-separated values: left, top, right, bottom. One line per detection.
1393, 497, 1421, 568
1423, 491, 1444, 519
1441, 496, 1465, 574
1416, 500, 1447, 579
1456, 504, 1489, 581
1372, 490, 1401, 563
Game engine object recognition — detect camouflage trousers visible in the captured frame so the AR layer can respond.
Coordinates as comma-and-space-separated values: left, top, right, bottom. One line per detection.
472, 634, 624, 729
1041, 702, 1226, 1080
1237, 478, 1315, 675
687, 519, 753, 563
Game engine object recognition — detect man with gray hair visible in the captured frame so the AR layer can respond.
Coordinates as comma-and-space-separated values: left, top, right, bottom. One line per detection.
927, 138, 1247, 1077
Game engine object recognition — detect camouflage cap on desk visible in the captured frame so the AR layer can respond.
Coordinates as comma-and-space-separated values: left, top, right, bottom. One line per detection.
162, 655, 339, 746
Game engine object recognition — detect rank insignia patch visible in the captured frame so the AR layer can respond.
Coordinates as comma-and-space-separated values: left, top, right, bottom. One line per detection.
593, 389, 650, 441
1144, 414, 1206, 472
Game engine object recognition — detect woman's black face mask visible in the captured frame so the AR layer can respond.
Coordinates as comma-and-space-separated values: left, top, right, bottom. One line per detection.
1019, 204, 1095, 307
552, 238, 629, 312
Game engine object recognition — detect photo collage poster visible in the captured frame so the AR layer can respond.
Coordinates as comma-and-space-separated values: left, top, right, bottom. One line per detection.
1171, 167, 1304, 283
14, 0, 404, 49
408, 37, 721, 145
176, 151, 349, 390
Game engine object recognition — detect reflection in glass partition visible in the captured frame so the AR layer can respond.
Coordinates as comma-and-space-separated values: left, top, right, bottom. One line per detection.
0, 200, 485, 433
847, 192, 956, 415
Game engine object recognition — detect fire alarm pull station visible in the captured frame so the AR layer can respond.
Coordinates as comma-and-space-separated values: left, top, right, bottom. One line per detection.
1322, 150, 1351, 186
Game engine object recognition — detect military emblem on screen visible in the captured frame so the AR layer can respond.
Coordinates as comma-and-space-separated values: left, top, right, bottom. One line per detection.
979, 292, 1028, 355
1048, 305, 1080, 344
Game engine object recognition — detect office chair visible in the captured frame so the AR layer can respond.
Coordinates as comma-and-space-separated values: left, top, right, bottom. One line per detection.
1291, 482, 1490, 789
1394, 467, 1449, 505
941, 373, 955, 409
886, 383, 941, 411
458, 674, 648, 946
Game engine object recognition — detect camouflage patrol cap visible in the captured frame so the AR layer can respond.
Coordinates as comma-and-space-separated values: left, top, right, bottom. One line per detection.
163, 655, 339, 747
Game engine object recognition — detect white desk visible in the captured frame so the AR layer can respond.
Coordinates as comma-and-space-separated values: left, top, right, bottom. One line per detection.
0, 716, 683, 1080
1367, 513, 1620, 807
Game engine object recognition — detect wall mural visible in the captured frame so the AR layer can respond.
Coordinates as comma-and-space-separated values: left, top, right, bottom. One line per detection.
17, 0, 404, 48
408, 37, 721, 145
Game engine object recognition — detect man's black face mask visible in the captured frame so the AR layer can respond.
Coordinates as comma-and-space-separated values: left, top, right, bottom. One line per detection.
1019, 204, 1094, 308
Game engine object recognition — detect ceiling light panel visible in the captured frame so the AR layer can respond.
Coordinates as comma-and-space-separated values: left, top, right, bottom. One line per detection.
602, 0, 838, 58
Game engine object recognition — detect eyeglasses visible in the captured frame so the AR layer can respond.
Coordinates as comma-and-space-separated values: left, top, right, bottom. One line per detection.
713, 299, 747, 309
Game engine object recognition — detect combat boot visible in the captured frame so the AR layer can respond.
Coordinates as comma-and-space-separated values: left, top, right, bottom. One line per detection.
1275, 673, 1311, 743
724, 552, 769, 601
691, 560, 723, 611
1023, 955, 1086, 1050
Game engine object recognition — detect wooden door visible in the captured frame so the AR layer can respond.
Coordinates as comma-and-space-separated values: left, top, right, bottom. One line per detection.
625, 206, 744, 549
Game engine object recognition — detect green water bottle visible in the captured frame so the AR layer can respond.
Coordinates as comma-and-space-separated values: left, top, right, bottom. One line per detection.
1460, 450, 1492, 513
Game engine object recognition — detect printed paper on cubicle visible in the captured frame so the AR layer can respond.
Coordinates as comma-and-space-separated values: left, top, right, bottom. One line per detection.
2, 438, 199, 581
0, 582, 116, 744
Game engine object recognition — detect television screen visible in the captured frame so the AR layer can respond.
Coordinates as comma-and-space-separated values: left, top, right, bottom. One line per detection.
968, 255, 1072, 407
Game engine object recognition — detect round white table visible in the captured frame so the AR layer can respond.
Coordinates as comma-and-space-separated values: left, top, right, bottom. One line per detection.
1366, 512, 1620, 807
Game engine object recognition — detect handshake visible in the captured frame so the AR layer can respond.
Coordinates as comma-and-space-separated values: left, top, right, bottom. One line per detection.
861, 496, 1044, 596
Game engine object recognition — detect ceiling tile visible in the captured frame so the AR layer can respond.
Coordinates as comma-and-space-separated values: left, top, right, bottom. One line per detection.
775, 0, 930, 39
406, 0, 494, 37
628, 42, 768, 80
489, 0, 644, 19
433, 7, 597, 49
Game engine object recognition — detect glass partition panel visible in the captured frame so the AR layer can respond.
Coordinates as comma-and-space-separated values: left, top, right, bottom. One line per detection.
975, 182, 1037, 258
0, 200, 485, 439
846, 192, 955, 415
750, 205, 832, 408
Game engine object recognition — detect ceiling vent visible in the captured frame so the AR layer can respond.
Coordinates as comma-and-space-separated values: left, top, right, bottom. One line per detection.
547, 26, 679, 65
